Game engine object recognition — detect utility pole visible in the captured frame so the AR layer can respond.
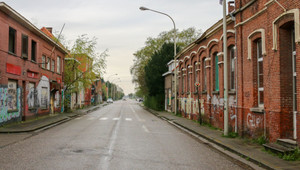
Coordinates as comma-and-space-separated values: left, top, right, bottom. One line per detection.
223, 0, 229, 136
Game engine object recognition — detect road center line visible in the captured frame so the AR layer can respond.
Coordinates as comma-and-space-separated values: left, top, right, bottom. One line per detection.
142, 125, 149, 133
130, 105, 144, 122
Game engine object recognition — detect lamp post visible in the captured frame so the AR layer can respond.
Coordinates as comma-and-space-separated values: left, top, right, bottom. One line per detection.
139, 6, 178, 115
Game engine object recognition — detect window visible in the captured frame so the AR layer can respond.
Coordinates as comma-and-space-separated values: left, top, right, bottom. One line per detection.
21, 34, 28, 58
257, 39, 264, 106
47, 58, 50, 70
42, 55, 46, 68
181, 68, 185, 93
292, 27, 297, 112
51, 59, 55, 72
41, 87, 48, 108
187, 65, 190, 92
8, 27, 16, 54
31, 40, 36, 62
214, 53, 219, 91
57, 56, 61, 73
229, 46, 236, 90
7, 80, 18, 111
194, 62, 198, 92
28, 82, 36, 108
203, 58, 207, 91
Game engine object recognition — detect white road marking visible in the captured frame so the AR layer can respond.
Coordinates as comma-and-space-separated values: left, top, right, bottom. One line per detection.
130, 105, 145, 122
142, 125, 149, 133
99, 117, 108, 120
125, 118, 132, 121
113, 117, 120, 121
87, 117, 96, 120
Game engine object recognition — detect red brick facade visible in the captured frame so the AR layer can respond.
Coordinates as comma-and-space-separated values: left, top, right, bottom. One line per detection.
0, 3, 67, 125
177, 0, 300, 145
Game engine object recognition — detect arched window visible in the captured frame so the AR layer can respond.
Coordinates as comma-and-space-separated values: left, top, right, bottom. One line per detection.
203, 58, 207, 91
187, 65, 190, 93
181, 68, 185, 93
214, 53, 219, 91
256, 39, 264, 106
229, 46, 236, 90
194, 61, 198, 92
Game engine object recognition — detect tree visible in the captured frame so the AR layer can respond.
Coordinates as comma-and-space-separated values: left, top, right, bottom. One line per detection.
131, 27, 201, 96
144, 43, 179, 110
64, 34, 108, 93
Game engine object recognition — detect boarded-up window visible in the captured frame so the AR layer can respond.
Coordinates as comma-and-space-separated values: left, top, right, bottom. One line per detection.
57, 56, 61, 73
41, 87, 48, 108
47, 58, 50, 70
7, 80, 17, 111
28, 82, 35, 108
51, 59, 55, 72
42, 55, 46, 68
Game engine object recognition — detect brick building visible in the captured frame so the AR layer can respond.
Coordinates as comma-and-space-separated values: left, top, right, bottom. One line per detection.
0, 2, 67, 125
176, 0, 300, 145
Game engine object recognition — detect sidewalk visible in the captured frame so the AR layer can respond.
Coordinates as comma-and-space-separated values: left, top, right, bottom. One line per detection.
146, 108, 300, 170
0, 103, 106, 133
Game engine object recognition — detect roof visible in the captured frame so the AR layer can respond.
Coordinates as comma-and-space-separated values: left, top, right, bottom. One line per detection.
0, 2, 68, 54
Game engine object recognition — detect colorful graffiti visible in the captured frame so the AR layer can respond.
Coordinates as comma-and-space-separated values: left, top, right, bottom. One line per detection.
247, 113, 263, 128
37, 76, 50, 109
0, 87, 21, 123
54, 91, 60, 108
27, 83, 39, 109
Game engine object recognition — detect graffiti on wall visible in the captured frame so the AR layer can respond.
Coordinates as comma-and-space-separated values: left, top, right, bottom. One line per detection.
37, 76, 50, 109
27, 82, 39, 109
193, 99, 204, 115
0, 87, 21, 123
54, 91, 60, 108
229, 96, 236, 120
7, 80, 17, 111
247, 113, 263, 128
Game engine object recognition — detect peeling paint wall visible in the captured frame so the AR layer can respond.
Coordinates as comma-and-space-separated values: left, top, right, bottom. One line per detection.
37, 76, 50, 109
0, 87, 21, 124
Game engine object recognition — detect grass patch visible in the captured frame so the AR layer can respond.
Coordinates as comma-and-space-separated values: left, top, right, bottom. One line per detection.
222, 132, 239, 138
252, 136, 267, 145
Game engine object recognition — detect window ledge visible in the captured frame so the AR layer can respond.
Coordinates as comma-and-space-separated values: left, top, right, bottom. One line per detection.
212, 91, 219, 95
229, 90, 236, 95
7, 109, 18, 113
186, 92, 190, 95
250, 107, 264, 113
202, 91, 207, 94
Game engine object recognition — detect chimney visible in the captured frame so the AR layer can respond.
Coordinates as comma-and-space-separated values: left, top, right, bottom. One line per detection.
46, 27, 53, 34
228, 1, 235, 14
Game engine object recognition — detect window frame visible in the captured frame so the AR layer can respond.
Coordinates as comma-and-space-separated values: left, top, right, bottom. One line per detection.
31, 40, 37, 62
229, 46, 236, 91
214, 53, 219, 91
42, 55, 46, 69
256, 39, 264, 107
21, 34, 28, 58
8, 27, 16, 54
57, 56, 61, 74
203, 58, 207, 92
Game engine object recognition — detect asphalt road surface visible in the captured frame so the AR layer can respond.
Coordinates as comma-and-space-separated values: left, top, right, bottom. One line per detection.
0, 100, 251, 170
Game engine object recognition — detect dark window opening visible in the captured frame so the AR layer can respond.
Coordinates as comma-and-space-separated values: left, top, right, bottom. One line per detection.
9, 27, 16, 54
22, 34, 28, 58
31, 40, 36, 61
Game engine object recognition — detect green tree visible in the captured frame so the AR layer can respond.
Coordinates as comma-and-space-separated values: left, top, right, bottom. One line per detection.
64, 34, 108, 93
144, 43, 179, 110
131, 27, 201, 96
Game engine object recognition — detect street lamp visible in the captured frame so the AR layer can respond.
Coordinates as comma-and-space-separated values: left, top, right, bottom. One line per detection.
139, 6, 178, 115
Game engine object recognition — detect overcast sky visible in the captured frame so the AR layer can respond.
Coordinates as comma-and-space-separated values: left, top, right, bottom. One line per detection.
4, 0, 225, 95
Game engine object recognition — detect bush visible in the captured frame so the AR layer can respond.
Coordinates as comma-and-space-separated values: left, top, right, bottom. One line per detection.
144, 94, 164, 111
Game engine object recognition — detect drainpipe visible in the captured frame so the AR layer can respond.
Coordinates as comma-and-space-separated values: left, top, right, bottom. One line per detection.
223, 0, 229, 136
